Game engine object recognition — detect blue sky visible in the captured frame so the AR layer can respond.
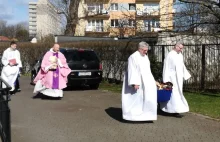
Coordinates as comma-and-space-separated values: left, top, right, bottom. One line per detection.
0, 0, 37, 25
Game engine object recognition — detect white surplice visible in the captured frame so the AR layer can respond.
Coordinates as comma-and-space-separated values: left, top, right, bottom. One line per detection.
122, 51, 157, 121
1, 47, 22, 90
160, 50, 191, 113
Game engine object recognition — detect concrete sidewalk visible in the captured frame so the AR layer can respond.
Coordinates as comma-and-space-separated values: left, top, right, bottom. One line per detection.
9, 77, 220, 142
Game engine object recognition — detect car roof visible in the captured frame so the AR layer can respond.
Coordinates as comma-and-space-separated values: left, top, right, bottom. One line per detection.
60, 47, 94, 52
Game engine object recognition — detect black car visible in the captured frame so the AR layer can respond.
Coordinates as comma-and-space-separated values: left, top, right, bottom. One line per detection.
31, 48, 102, 89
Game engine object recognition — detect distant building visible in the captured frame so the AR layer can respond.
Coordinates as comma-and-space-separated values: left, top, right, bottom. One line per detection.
29, 2, 37, 38
74, 0, 176, 38
28, 0, 63, 39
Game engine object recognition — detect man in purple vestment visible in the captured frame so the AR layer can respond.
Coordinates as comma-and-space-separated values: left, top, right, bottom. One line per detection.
33, 44, 71, 99
52, 52, 59, 89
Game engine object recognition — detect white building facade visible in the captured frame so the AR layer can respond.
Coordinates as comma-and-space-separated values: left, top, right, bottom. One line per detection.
29, 0, 63, 39
29, 2, 37, 38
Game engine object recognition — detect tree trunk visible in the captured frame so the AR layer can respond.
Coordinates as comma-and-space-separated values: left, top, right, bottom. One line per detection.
64, 0, 81, 35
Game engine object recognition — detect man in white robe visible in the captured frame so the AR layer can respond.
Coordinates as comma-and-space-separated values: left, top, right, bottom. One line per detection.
1, 41, 22, 94
122, 41, 157, 121
160, 43, 191, 118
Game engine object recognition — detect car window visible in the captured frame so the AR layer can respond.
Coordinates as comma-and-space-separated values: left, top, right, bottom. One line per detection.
63, 50, 99, 62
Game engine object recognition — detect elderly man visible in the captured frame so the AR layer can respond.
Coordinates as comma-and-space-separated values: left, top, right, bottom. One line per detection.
1, 41, 22, 94
33, 43, 71, 99
160, 42, 191, 118
122, 41, 157, 121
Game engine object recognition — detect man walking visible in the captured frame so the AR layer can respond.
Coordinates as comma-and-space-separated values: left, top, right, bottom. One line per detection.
33, 43, 71, 99
122, 41, 157, 121
1, 41, 22, 94
160, 42, 191, 118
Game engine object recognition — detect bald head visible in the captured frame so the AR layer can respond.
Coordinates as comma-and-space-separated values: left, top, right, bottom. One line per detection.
53, 43, 60, 52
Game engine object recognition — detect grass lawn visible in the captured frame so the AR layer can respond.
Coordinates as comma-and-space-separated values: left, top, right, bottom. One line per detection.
99, 81, 220, 119
185, 92, 220, 119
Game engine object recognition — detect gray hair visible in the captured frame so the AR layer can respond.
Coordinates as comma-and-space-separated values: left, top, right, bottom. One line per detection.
138, 41, 150, 50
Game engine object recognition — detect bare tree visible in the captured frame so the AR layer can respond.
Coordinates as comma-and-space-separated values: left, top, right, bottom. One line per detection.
57, 0, 81, 35
0, 20, 7, 36
175, 0, 220, 34
0, 20, 29, 40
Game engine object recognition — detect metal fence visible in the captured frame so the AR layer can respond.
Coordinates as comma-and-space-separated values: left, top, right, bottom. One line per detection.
152, 44, 220, 92
0, 76, 11, 142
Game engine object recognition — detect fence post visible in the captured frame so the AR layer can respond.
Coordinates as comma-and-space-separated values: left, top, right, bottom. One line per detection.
162, 45, 165, 68
201, 44, 206, 90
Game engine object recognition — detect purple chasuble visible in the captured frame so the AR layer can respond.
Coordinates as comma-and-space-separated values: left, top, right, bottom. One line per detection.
52, 53, 59, 89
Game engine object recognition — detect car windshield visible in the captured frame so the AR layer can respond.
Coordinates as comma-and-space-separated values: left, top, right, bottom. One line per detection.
62, 50, 99, 62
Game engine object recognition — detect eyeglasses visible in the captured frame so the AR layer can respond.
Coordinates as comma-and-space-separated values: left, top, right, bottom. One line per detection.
141, 49, 148, 52
177, 46, 183, 50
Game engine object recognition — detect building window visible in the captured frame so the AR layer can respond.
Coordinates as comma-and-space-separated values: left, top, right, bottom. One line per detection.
111, 3, 118, 11
144, 20, 160, 31
143, 3, 159, 14
111, 19, 119, 27
129, 4, 136, 11
129, 19, 135, 27
87, 20, 104, 32
87, 4, 103, 12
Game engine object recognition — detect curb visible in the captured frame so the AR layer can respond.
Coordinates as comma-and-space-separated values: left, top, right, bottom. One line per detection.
188, 112, 220, 122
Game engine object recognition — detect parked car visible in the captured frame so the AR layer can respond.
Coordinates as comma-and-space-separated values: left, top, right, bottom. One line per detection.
30, 48, 103, 89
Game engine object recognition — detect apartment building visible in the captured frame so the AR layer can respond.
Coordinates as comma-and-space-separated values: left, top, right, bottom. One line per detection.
29, 2, 37, 38
29, 0, 62, 39
75, 0, 175, 37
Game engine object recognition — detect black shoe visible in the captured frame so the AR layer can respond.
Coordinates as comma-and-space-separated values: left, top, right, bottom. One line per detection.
32, 93, 43, 99
174, 113, 184, 118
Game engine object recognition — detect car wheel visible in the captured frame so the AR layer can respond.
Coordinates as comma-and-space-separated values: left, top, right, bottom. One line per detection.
90, 84, 99, 90
30, 72, 36, 85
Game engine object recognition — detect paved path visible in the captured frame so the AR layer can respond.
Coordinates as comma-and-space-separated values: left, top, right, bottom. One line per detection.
9, 77, 220, 142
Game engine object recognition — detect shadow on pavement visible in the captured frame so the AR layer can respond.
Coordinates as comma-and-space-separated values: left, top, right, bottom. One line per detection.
63, 85, 92, 91
157, 108, 185, 118
105, 107, 154, 124
32, 93, 62, 100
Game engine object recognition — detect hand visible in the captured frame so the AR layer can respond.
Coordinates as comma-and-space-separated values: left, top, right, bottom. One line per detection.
132, 85, 139, 90
50, 63, 58, 69
9, 62, 17, 66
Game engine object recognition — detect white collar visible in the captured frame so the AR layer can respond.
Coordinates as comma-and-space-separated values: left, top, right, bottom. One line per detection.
9, 47, 16, 51
50, 48, 58, 53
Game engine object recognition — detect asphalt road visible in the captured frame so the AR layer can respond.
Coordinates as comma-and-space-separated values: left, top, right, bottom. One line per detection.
9, 76, 220, 142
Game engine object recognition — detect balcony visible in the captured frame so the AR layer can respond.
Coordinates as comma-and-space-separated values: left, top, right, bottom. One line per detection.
85, 0, 110, 2
29, 22, 37, 26
29, 9, 37, 13
86, 10, 110, 19
29, 13, 37, 17
136, 10, 160, 20
85, 26, 110, 37
29, 18, 37, 22
136, 27, 160, 37
136, 0, 160, 2
29, 5, 37, 9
